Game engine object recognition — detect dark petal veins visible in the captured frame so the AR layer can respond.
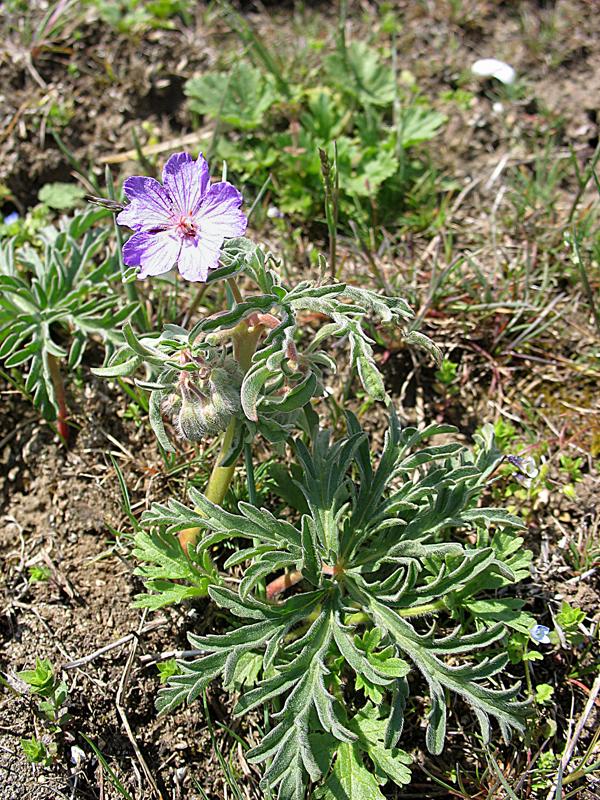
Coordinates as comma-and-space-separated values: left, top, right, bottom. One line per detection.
116, 176, 174, 231
162, 152, 210, 217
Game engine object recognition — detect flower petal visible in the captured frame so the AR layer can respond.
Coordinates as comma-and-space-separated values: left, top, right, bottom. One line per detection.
196, 181, 248, 240
177, 237, 221, 283
116, 176, 174, 231
122, 231, 180, 278
162, 152, 210, 216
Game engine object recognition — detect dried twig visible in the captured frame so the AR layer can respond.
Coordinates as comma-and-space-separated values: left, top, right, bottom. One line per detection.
62, 617, 168, 670
139, 647, 205, 667
116, 610, 164, 799
546, 674, 600, 800
99, 129, 212, 165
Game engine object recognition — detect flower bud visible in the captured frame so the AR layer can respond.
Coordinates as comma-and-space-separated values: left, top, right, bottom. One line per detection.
209, 364, 243, 416
165, 356, 243, 442
176, 391, 213, 441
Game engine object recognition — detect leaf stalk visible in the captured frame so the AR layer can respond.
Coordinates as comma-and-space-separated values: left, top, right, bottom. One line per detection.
47, 354, 69, 444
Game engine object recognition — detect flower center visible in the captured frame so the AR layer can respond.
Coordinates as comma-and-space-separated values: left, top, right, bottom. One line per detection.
176, 214, 198, 238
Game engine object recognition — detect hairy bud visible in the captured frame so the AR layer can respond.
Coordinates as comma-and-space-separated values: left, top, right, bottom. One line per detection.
164, 356, 243, 441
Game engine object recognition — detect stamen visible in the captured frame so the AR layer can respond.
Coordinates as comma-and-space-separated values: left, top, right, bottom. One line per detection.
177, 214, 198, 238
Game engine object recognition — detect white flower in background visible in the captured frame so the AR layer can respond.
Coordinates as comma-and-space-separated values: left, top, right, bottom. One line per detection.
471, 58, 516, 85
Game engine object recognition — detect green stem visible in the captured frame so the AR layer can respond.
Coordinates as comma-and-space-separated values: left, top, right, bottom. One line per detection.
204, 418, 238, 505
178, 279, 261, 553
178, 416, 239, 554
523, 644, 534, 698
563, 758, 600, 785
227, 276, 244, 304
244, 442, 257, 505
395, 599, 446, 618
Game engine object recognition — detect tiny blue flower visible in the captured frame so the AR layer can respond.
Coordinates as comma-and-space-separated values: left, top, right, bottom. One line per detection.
507, 454, 539, 488
3, 211, 19, 225
530, 624, 551, 644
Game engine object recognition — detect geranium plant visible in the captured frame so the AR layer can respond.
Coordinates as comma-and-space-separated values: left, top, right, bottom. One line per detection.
98, 152, 531, 798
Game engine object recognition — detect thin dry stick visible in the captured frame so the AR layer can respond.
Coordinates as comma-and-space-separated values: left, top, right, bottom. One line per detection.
139, 648, 206, 667
545, 674, 600, 800
116, 611, 164, 800
412, 175, 483, 274
99, 129, 212, 164
62, 617, 168, 670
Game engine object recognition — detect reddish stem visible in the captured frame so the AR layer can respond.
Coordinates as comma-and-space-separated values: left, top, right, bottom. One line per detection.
266, 570, 303, 600
266, 565, 335, 600
48, 354, 69, 444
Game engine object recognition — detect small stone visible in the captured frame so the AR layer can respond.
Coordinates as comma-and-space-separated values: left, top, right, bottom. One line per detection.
174, 741, 188, 751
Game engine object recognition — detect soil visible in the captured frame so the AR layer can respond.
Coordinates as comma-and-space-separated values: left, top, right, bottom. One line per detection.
1, 1, 599, 799
0, 374, 262, 799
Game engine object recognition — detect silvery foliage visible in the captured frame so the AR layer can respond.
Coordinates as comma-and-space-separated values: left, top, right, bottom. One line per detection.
142, 413, 529, 799
98, 236, 530, 797
0, 210, 136, 420
94, 237, 440, 454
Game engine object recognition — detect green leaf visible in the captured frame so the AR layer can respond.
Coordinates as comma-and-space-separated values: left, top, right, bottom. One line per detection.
20, 737, 52, 765
225, 651, 262, 692
466, 599, 536, 634
4, 340, 42, 367
316, 742, 386, 800
350, 703, 412, 787
344, 150, 399, 196
38, 182, 86, 210
460, 508, 525, 528
403, 330, 443, 365
17, 658, 55, 696
185, 63, 277, 130
131, 529, 212, 609
347, 323, 386, 400
149, 387, 175, 453
326, 42, 395, 107
268, 463, 310, 515
534, 683, 554, 705
364, 594, 527, 754
156, 659, 180, 684
241, 363, 272, 421
92, 354, 141, 377
262, 371, 318, 413
398, 106, 447, 147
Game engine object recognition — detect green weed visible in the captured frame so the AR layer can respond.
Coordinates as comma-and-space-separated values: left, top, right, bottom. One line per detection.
183, 9, 446, 240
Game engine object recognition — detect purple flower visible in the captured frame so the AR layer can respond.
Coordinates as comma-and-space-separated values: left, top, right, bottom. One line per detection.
530, 624, 551, 644
116, 152, 247, 282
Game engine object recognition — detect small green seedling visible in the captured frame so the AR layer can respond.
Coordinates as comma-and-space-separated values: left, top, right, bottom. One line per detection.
17, 658, 70, 728
555, 601, 586, 646
534, 684, 554, 705
20, 736, 56, 766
